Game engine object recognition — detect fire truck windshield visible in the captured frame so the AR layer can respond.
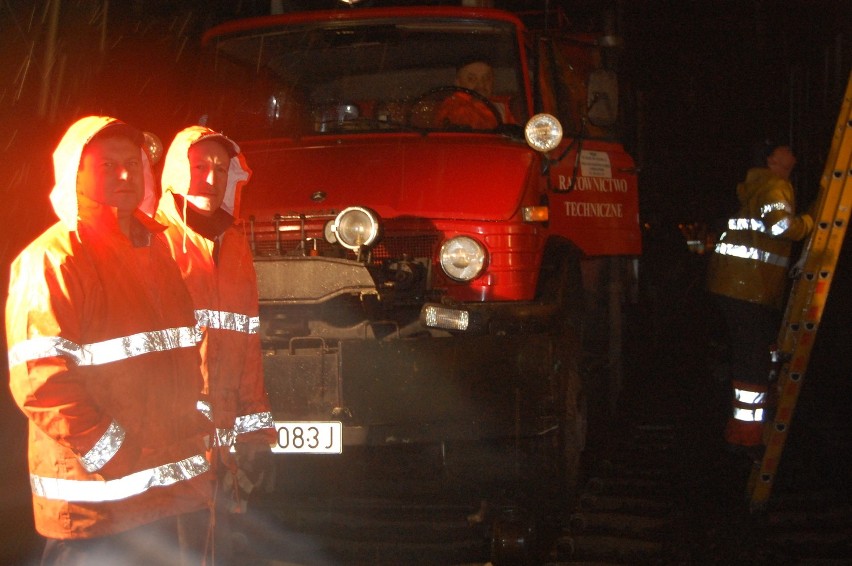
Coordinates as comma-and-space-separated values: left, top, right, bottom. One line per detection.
202, 17, 527, 138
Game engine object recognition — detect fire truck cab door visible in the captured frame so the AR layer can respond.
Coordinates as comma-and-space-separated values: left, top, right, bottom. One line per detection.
536, 35, 641, 257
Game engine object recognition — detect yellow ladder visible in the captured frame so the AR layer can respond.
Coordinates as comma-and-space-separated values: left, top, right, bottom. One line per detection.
747, 71, 852, 511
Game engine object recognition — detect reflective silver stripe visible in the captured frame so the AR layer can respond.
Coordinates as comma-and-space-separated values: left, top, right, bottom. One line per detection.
727, 218, 766, 232
197, 401, 235, 447
197, 399, 213, 422
733, 388, 766, 405
732, 387, 766, 422
195, 309, 258, 334
30, 454, 209, 503
234, 411, 274, 436
769, 217, 790, 236
760, 201, 792, 217
197, 402, 270, 447
80, 420, 125, 473
214, 412, 274, 447
732, 407, 765, 422
8, 336, 86, 369
714, 242, 789, 267
727, 216, 791, 236
215, 428, 236, 447
8, 326, 202, 369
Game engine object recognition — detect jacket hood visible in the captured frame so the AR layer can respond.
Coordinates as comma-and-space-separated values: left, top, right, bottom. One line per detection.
159, 126, 252, 219
50, 116, 158, 231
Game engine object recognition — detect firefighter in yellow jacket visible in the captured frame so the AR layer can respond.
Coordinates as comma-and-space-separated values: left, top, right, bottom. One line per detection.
6, 116, 214, 564
707, 142, 813, 450
156, 126, 276, 555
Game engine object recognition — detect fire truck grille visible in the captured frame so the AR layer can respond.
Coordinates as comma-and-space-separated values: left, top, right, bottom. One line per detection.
253, 238, 336, 258
371, 235, 437, 263
253, 234, 438, 265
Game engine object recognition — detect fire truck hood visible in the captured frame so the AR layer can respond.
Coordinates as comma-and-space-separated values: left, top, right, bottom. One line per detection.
240, 137, 537, 221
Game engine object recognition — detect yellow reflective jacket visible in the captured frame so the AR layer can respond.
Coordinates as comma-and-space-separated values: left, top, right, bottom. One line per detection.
6, 116, 213, 539
707, 167, 813, 309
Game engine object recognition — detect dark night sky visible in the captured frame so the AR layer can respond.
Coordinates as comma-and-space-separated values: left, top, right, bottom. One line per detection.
1, 0, 848, 232
617, 0, 850, 222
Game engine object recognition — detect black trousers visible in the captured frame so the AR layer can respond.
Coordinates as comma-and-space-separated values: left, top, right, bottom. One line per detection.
41, 509, 213, 566
714, 293, 781, 386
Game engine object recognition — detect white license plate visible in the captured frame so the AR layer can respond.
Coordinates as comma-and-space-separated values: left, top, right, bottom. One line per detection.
272, 421, 342, 454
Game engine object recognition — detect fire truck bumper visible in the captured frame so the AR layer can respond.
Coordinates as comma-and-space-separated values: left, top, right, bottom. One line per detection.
262, 331, 559, 448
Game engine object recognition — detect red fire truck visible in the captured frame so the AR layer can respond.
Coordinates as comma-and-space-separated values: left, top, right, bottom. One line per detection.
196, 2, 640, 492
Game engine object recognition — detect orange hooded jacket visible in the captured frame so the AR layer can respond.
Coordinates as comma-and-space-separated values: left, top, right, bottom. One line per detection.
435, 91, 500, 130
156, 126, 275, 458
5, 116, 213, 540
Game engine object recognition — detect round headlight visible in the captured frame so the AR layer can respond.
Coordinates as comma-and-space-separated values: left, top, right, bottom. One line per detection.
524, 113, 563, 153
440, 236, 486, 282
330, 206, 380, 250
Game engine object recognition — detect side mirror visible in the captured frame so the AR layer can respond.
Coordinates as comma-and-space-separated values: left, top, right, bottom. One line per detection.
587, 69, 618, 127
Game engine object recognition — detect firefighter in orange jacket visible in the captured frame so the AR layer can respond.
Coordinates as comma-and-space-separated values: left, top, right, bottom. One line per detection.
435, 59, 508, 130
707, 143, 813, 450
156, 126, 276, 516
6, 116, 213, 563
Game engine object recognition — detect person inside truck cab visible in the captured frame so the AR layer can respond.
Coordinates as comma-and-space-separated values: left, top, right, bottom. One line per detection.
436, 58, 515, 129
157, 126, 277, 558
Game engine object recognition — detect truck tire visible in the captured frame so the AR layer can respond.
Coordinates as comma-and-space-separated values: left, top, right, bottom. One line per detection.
555, 341, 586, 498
537, 244, 587, 500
